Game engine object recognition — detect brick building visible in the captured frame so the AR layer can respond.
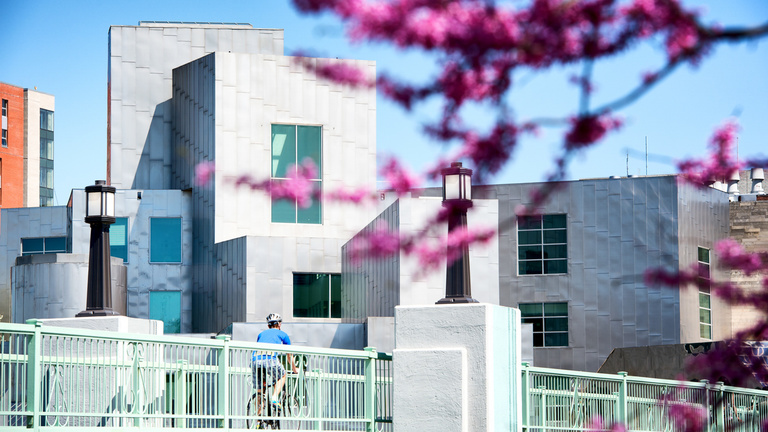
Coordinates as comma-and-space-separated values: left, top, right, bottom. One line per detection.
0, 82, 55, 211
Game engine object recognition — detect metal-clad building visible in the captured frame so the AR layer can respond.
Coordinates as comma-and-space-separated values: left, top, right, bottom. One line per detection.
344, 176, 731, 371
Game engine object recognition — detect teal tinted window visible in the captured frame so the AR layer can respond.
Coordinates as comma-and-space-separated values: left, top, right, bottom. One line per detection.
519, 302, 568, 347
271, 124, 322, 224
22, 236, 66, 256
518, 214, 567, 275
21, 238, 44, 255
150, 218, 182, 263
293, 273, 341, 318
110, 217, 129, 263
149, 291, 181, 333
272, 125, 296, 178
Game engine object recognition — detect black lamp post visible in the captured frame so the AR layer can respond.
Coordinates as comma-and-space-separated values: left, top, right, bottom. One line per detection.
76, 180, 120, 317
436, 162, 478, 304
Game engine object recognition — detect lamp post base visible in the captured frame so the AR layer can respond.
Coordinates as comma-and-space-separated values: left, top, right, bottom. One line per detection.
76, 309, 120, 317
436, 296, 479, 304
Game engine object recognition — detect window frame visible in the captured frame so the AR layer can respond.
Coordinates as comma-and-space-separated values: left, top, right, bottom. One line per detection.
292, 272, 341, 319
519, 302, 569, 347
697, 246, 712, 340
517, 214, 568, 276
149, 217, 182, 264
270, 124, 323, 224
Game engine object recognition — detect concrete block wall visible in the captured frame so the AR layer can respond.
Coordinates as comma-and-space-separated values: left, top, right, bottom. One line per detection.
729, 200, 768, 334
23, 89, 54, 207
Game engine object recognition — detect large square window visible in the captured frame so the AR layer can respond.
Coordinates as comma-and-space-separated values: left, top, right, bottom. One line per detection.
293, 273, 341, 318
518, 214, 567, 275
110, 217, 129, 263
271, 124, 322, 224
149, 291, 181, 334
519, 302, 568, 347
150, 217, 182, 263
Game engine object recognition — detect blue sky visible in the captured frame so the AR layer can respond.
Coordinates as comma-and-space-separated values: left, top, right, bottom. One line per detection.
1, 0, 766, 204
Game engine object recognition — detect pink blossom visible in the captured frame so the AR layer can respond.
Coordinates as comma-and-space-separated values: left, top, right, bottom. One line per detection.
715, 238, 765, 276
381, 157, 421, 196
233, 159, 318, 208
348, 223, 401, 263
413, 226, 495, 272
678, 120, 741, 186
565, 114, 623, 150
195, 161, 215, 186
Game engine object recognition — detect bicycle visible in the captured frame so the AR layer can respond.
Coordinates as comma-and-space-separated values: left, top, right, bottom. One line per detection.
246, 356, 309, 430
246, 367, 285, 430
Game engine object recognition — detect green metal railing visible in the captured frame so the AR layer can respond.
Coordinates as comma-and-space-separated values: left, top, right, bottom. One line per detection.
0, 320, 392, 431
521, 363, 768, 432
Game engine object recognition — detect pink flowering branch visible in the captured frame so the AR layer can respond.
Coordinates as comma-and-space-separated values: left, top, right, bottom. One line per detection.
293, 54, 376, 87
678, 120, 742, 186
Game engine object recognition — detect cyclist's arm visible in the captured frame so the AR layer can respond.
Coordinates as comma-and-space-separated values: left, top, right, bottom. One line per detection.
287, 353, 298, 373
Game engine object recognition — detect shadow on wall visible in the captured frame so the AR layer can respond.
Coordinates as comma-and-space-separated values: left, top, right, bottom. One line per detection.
133, 100, 172, 190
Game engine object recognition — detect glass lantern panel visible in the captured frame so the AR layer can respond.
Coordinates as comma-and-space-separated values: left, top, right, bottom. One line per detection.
105, 191, 115, 217
87, 191, 101, 217
444, 174, 460, 200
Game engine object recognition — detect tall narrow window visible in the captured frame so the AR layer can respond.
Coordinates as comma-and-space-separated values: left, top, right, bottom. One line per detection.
110, 217, 129, 263
1, 99, 7, 148
519, 302, 569, 347
293, 273, 341, 318
271, 124, 322, 224
39, 109, 54, 206
698, 247, 712, 340
518, 214, 568, 275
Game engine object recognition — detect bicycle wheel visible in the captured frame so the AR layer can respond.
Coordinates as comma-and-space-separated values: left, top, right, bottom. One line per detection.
246, 394, 260, 429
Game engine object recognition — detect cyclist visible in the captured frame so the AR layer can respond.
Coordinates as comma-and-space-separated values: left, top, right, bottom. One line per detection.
252, 313, 297, 407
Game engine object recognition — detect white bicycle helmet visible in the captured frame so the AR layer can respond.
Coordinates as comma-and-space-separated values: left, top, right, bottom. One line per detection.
266, 313, 282, 324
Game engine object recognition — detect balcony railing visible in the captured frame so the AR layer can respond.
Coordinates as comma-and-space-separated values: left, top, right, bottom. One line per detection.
0, 320, 392, 431
522, 363, 768, 432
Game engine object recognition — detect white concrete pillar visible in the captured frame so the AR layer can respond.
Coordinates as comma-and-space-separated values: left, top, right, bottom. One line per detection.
393, 304, 522, 432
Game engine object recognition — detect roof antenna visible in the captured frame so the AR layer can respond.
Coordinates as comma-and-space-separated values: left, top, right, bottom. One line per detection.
645, 136, 648, 176
626, 151, 629, 177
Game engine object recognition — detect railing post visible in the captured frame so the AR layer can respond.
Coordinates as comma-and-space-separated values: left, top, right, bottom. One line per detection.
364, 347, 377, 432
538, 386, 546, 428
175, 359, 188, 428
617, 372, 628, 426
216, 335, 231, 430
700, 379, 711, 432
521, 362, 530, 431
715, 381, 725, 432
131, 341, 144, 428
25, 319, 43, 431
313, 368, 323, 431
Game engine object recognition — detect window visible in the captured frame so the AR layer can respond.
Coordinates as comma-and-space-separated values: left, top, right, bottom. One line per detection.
39, 109, 54, 206
698, 247, 712, 339
150, 217, 182, 263
110, 217, 129, 263
149, 291, 181, 333
293, 273, 341, 318
1, 99, 7, 148
519, 302, 568, 347
271, 124, 322, 224
21, 236, 67, 256
518, 214, 567, 275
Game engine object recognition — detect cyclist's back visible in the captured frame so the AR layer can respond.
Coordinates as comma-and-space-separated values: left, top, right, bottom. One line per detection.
252, 313, 296, 406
